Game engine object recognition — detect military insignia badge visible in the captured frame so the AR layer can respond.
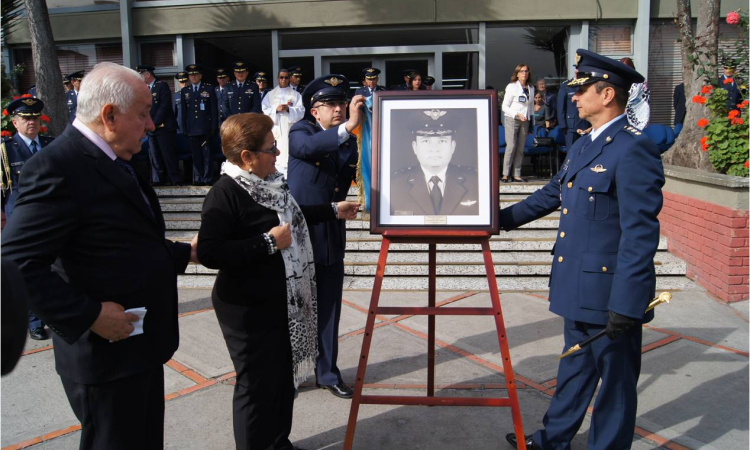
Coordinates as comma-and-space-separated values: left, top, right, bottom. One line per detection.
325, 77, 343, 87
460, 200, 477, 206
590, 164, 607, 173
22, 99, 36, 106
424, 109, 447, 120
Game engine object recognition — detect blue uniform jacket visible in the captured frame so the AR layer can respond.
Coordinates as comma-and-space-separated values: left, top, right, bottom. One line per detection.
2, 134, 54, 216
557, 81, 590, 131
173, 92, 183, 134
149, 81, 177, 134
354, 86, 385, 97
224, 82, 261, 116
180, 83, 218, 137
215, 86, 229, 121
499, 116, 664, 325
287, 120, 358, 266
65, 90, 78, 123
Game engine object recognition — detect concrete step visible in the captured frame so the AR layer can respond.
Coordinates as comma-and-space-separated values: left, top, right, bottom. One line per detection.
177, 273, 694, 291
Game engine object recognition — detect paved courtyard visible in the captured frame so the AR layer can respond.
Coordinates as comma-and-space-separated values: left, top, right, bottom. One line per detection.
2, 286, 748, 450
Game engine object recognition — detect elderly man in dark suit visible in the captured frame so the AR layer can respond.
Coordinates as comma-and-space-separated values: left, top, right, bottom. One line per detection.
2, 62, 198, 450
287, 75, 365, 399
390, 109, 479, 216
503, 49, 664, 450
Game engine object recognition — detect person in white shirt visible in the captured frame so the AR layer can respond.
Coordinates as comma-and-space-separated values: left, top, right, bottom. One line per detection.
261, 69, 305, 175
501, 64, 534, 183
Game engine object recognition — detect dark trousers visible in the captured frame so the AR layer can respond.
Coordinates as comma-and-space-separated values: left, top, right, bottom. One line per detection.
28, 310, 44, 330
60, 367, 165, 450
148, 131, 181, 184
314, 261, 345, 386
213, 297, 295, 450
188, 135, 213, 184
533, 319, 642, 450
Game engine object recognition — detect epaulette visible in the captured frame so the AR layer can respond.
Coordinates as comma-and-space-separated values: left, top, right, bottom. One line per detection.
622, 125, 642, 136
455, 165, 477, 172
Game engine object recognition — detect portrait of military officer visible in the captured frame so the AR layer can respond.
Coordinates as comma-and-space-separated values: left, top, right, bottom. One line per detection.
390, 109, 478, 216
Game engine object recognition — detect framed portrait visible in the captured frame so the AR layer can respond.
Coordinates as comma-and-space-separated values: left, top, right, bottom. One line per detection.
370, 90, 499, 235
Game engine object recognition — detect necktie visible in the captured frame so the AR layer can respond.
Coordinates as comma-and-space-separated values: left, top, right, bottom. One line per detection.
30, 141, 38, 154
194, 85, 198, 93
238, 83, 243, 89
430, 175, 443, 214
115, 158, 155, 218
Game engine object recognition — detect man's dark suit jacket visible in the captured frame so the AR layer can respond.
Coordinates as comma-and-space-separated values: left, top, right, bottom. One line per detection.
287, 120, 357, 267
673, 83, 686, 126
1, 125, 191, 384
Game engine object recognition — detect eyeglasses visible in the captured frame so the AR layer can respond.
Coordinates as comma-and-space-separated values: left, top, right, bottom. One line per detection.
278, 76, 289, 79
254, 140, 278, 154
313, 101, 348, 109
519, 70, 530, 73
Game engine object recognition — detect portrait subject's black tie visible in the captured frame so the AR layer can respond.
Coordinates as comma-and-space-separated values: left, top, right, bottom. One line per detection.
430, 175, 443, 214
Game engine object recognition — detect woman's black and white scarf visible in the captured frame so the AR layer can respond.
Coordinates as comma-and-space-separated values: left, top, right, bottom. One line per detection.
222, 162, 318, 388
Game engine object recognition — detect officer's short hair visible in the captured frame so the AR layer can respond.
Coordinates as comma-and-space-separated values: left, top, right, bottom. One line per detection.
220, 113, 274, 165
593, 81, 628, 110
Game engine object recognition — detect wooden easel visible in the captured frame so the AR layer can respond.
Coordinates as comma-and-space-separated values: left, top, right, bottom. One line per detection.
342, 230, 527, 450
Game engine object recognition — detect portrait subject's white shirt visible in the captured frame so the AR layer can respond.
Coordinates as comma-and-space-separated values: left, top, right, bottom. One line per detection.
422, 166, 448, 194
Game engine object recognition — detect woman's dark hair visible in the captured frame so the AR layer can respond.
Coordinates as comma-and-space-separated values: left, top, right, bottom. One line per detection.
510, 64, 533, 85
220, 113, 274, 165
408, 74, 422, 90
619, 57, 636, 69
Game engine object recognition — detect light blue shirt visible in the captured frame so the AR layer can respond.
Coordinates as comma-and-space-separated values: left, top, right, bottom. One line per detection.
17, 132, 41, 153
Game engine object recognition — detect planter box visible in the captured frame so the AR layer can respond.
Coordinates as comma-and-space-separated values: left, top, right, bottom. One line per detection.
659, 164, 749, 302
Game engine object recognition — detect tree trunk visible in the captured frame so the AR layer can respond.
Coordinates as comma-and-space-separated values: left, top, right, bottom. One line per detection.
663, 0, 720, 171
23, 0, 67, 137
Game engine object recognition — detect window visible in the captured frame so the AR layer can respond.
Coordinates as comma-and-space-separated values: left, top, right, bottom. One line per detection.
140, 41, 176, 68
193, 32, 272, 84
279, 25, 478, 50
442, 52, 478, 90
589, 25, 633, 56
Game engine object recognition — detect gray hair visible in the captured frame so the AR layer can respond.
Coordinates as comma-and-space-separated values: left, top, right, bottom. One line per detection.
76, 62, 144, 124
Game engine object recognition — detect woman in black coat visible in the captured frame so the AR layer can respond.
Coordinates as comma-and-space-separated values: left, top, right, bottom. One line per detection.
197, 113, 359, 450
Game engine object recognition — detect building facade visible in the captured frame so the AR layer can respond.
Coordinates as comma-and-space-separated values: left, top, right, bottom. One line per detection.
4, 0, 744, 126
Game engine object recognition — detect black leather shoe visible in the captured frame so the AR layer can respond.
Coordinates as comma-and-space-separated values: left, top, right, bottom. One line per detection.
319, 382, 353, 399
29, 327, 49, 340
505, 433, 542, 450
501, 178, 510, 183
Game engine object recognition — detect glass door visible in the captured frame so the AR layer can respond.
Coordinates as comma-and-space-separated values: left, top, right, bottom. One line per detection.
384, 58, 429, 90
323, 54, 434, 93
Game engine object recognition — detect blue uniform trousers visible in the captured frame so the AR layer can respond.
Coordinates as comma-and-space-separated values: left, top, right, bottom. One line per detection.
315, 261, 344, 386
188, 136, 213, 184
148, 132, 181, 184
534, 319, 642, 449
28, 311, 44, 330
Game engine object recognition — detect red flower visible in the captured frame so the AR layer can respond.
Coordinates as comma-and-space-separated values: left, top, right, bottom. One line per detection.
727, 11, 741, 25
39, 114, 51, 122
731, 117, 745, 126
12, 96, 20, 100
745, 160, 749, 169
739, 100, 750, 109
728, 109, 741, 119
697, 118, 710, 128
692, 95, 707, 104
701, 85, 714, 95
700, 136, 708, 144
724, 77, 734, 85
21, 94, 32, 98
700, 136, 709, 151
39, 126, 48, 133
2, 109, 7, 117
1, 130, 12, 137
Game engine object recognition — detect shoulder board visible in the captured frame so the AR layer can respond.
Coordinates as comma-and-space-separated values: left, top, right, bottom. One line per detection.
455, 165, 477, 172
621, 125, 643, 136
203, 82, 213, 87
1, 137, 10, 144
392, 166, 415, 176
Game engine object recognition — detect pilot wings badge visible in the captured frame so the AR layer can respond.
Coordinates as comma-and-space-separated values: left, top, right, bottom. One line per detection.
590, 164, 607, 173
460, 200, 477, 206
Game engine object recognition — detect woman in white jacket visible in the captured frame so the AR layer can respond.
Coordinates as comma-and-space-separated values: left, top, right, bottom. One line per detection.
501, 64, 534, 183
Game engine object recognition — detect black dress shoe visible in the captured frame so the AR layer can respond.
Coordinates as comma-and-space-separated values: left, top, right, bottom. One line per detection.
501, 178, 510, 183
29, 327, 49, 340
513, 177, 527, 183
319, 382, 353, 399
505, 433, 542, 450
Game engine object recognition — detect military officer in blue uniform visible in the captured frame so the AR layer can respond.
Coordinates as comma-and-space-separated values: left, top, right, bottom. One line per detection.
65, 71, 84, 122
173, 71, 189, 134
224, 61, 261, 117
215, 68, 230, 124
136, 65, 182, 186
502, 49, 664, 450
354, 67, 386, 97
423, 75, 436, 90
180, 64, 218, 185
289, 66, 306, 94
254, 71, 271, 100
287, 75, 366, 399
1, 97, 55, 340
557, 69, 591, 151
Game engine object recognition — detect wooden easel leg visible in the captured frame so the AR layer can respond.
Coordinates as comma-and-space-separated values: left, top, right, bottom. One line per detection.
480, 239, 527, 450
427, 243, 437, 397
343, 237, 391, 450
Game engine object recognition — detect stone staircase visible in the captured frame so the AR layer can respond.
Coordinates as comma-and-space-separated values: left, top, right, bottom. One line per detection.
158, 182, 692, 291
